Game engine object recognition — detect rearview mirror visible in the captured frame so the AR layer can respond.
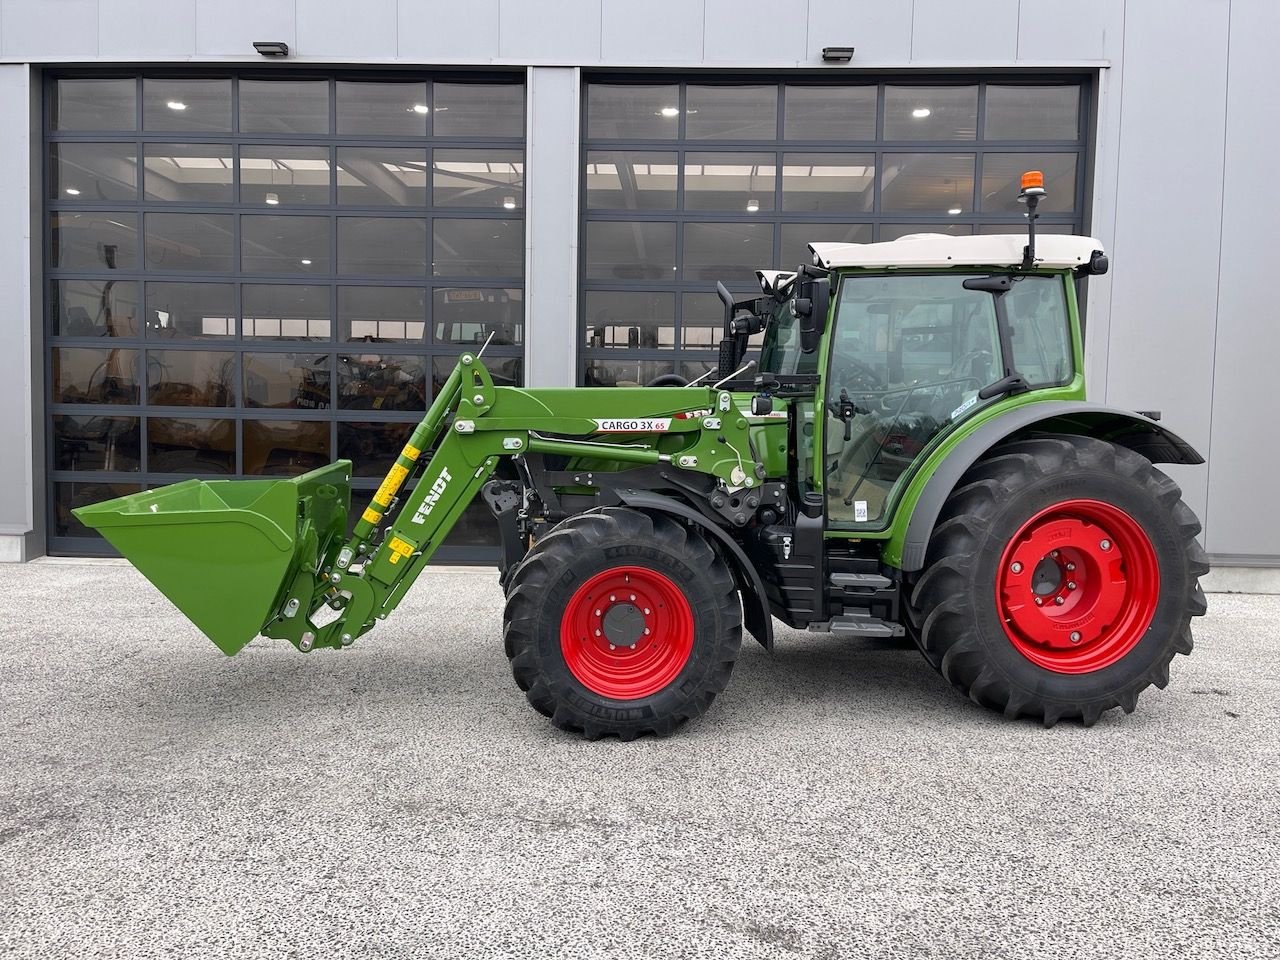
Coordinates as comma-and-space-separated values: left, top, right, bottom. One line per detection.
793, 278, 830, 354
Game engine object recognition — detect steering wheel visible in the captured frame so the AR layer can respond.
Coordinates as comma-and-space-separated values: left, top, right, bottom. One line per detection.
836, 358, 884, 394
647, 373, 689, 387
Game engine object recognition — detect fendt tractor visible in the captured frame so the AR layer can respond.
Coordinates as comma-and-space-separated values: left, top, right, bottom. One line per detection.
77, 172, 1209, 739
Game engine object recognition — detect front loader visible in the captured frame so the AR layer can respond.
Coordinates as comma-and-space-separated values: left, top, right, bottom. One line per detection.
76, 172, 1209, 738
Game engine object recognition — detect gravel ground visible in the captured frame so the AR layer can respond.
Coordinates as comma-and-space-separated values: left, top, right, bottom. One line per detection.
1, 560, 1277, 959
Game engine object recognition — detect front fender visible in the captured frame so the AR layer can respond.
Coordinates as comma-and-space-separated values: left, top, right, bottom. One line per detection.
892, 402, 1203, 572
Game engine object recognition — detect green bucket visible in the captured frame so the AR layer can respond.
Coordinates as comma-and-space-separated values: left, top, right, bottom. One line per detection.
73, 461, 352, 655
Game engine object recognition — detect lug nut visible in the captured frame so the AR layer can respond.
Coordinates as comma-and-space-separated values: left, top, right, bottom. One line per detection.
1070, 631, 1082, 643
609, 644, 616, 650
630, 594, 636, 601
1100, 539, 1111, 551
644, 608, 651, 615
1051, 550, 1059, 558
1035, 597, 1044, 606
1066, 562, 1076, 572
610, 595, 616, 602
1010, 562, 1023, 574
1067, 581, 1077, 590
1054, 596, 1065, 605
595, 609, 601, 617
629, 643, 636, 650
594, 629, 601, 637
643, 628, 651, 635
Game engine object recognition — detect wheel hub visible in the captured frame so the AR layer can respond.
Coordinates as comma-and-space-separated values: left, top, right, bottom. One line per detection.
560, 566, 694, 699
996, 499, 1160, 674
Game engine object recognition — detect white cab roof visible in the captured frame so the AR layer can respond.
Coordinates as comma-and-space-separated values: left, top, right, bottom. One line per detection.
808, 233, 1105, 271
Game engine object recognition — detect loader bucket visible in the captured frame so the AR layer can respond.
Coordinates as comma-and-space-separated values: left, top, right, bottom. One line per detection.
72, 461, 352, 655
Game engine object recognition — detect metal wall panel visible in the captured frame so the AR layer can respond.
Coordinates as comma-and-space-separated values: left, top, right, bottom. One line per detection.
1, 0, 98, 59
601, 0, 704, 64
1103, 0, 1229, 541
195, 0, 296, 57
497, 0, 601, 63
295, 0, 397, 60
1017, 0, 1116, 61
703, 0, 808, 63
98, 0, 197, 59
911, 0, 1020, 62
1205, 0, 1280, 559
398, 0, 500, 63
524, 67, 579, 387
805, 1, 914, 64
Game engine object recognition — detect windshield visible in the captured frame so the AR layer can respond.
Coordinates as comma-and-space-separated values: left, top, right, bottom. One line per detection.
759, 297, 816, 376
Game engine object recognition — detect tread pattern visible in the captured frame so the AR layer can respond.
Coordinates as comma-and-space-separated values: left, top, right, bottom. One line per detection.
906, 434, 1210, 727
503, 507, 741, 740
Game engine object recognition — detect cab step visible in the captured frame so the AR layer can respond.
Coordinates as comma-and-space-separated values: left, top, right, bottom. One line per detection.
829, 572, 894, 592
821, 611, 905, 639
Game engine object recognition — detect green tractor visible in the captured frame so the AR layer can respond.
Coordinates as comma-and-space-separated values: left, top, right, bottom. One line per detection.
76, 174, 1209, 738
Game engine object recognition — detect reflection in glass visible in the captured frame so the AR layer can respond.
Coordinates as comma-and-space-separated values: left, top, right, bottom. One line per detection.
338, 421, 416, 477
583, 292, 675, 349
51, 143, 137, 201
51, 280, 140, 338
337, 353, 427, 411
240, 146, 331, 205
338, 286, 425, 342
53, 415, 140, 472
339, 217, 428, 276
432, 219, 522, 277
243, 285, 332, 340
586, 84, 681, 140
981, 153, 1077, 213
337, 148, 428, 206
146, 417, 235, 474
583, 222, 675, 281
684, 153, 776, 212
433, 82, 524, 137
780, 223, 872, 270
884, 86, 978, 140
144, 143, 233, 202
433, 150, 524, 208
682, 222, 773, 282
441, 501, 501, 549
583, 358, 678, 388
53, 79, 136, 131
985, 86, 1080, 140
239, 80, 330, 135
51, 212, 138, 269
52, 348, 138, 403
880, 154, 975, 214
145, 212, 234, 271
879, 222, 974, 241
243, 420, 331, 476
686, 85, 777, 140
55, 482, 142, 538
585, 151, 677, 210
337, 80, 429, 136
242, 215, 330, 274
142, 78, 232, 133
244, 353, 331, 409
433, 288, 523, 345
146, 350, 235, 406
433, 355, 521, 392
784, 85, 876, 140
681, 291, 741, 349
782, 153, 874, 213
145, 282, 235, 338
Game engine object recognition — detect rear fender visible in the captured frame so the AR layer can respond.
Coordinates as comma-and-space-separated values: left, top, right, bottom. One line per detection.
894, 402, 1203, 572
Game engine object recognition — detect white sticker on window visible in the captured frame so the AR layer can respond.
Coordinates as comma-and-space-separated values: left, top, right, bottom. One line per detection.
854, 500, 869, 522
950, 395, 979, 420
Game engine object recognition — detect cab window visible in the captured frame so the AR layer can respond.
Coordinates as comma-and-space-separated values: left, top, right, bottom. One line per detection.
1004, 275, 1072, 386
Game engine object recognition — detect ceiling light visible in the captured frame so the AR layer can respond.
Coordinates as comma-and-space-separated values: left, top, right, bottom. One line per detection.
659, 106, 679, 118
300, 259, 312, 265
166, 100, 187, 111
64, 187, 80, 196
265, 192, 280, 206
502, 196, 517, 210
746, 199, 760, 213
252, 41, 290, 57
411, 104, 429, 115
948, 207, 963, 215
911, 107, 931, 119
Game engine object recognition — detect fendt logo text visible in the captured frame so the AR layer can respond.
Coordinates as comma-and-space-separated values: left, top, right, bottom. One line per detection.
410, 467, 452, 524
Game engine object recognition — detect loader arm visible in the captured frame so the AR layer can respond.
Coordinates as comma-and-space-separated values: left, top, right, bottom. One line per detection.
255, 351, 764, 653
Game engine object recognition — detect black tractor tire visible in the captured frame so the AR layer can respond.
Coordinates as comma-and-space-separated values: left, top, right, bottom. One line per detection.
503, 507, 741, 740
906, 434, 1209, 726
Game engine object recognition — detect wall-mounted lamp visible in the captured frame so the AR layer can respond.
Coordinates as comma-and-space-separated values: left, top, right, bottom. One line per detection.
253, 41, 290, 57
821, 46, 855, 63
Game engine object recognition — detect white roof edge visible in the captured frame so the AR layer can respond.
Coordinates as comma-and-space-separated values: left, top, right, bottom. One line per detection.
808, 234, 1105, 271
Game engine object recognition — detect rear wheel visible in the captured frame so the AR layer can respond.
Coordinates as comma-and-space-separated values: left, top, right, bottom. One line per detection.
503, 507, 741, 739
907, 435, 1209, 726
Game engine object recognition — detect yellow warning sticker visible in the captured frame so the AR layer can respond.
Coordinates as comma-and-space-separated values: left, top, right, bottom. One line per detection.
372, 463, 409, 506
402, 443, 422, 461
386, 536, 415, 566
361, 507, 381, 524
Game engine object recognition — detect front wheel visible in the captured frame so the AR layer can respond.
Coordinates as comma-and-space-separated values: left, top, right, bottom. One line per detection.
503, 507, 741, 739
907, 435, 1209, 726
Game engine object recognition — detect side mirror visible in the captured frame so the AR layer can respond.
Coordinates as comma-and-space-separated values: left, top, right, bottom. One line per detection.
793, 278, 830, 354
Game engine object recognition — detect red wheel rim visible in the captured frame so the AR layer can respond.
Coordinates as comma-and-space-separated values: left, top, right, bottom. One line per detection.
996, 499, 1160, 674
560, 566, 695, 700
